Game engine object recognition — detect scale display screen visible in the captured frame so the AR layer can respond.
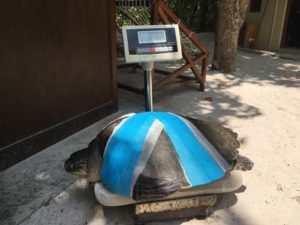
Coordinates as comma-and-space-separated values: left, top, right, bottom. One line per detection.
138, 30, 167, 44
122, 25, 182, 63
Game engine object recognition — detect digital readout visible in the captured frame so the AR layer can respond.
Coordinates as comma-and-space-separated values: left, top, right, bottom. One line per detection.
137, 30, 167, 44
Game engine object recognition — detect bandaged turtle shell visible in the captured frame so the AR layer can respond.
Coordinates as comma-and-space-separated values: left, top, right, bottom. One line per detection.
65, 112, 253, 201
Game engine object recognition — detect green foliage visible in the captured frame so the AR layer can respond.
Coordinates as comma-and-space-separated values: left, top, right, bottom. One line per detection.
116, 7, 151, 28
116, 0, 217, 32
166, 0, 217, 32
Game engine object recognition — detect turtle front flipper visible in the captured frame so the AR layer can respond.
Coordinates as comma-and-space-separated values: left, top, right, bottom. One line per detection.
184, 116, 240, 164
132, 175, 181, 201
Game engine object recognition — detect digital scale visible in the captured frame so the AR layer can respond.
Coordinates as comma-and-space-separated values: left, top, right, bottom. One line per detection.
122, 24, 182, 111
91, 24, 244, 222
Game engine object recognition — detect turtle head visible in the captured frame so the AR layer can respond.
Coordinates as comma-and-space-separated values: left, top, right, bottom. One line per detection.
64, 148, 89, 178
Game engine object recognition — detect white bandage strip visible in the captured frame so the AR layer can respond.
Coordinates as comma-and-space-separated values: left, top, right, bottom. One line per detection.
103, 113, 136, 157
130, 119, 164, 195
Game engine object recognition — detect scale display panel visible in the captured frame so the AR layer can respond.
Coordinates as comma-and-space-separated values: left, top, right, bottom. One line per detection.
122, 25, 182, 63
137, 30, 167, 44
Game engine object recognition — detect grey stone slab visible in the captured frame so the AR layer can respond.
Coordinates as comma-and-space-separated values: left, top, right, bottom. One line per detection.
19, 179, 135, 225
0, 111, 128, 225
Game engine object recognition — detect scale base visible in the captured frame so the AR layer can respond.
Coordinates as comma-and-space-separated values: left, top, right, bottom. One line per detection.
135, 195, 217, 224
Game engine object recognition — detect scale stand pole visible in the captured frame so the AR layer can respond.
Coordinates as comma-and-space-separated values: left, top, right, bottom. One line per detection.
142, 62, 154, 112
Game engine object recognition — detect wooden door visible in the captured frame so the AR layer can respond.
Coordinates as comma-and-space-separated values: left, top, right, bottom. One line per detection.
0, 0, 117, 171
286, 0, 300, 48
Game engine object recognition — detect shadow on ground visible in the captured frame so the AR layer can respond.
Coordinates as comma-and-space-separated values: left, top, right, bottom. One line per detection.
118, 34, 299, 126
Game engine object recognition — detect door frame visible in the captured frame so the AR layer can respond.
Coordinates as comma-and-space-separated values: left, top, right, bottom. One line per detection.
281, 0, 292, 48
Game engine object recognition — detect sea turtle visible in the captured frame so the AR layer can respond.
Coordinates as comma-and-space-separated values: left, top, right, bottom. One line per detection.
65, 112, 253, 201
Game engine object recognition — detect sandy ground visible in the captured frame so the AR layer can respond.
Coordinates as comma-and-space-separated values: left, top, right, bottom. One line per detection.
1, 34, 299, 225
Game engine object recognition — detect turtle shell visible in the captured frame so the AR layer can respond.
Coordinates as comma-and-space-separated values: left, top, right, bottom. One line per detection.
99, 112, 235, 200
65, 112, 245, 201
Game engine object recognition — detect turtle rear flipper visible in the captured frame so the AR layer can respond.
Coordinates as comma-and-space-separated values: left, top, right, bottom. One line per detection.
233, 155, 254, 171
132, 175, 181, 201
184, 116, 240, 163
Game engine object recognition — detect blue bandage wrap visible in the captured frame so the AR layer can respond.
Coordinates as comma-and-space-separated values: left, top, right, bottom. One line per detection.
100, 112, 229, 198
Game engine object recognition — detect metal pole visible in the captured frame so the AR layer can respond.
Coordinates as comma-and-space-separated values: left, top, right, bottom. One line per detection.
141, 62, 154, 112
144, 69, 153, 111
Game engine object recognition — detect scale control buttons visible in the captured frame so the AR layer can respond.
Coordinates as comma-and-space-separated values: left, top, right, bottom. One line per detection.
156, 46, 173, 52
136, 46, 173, 54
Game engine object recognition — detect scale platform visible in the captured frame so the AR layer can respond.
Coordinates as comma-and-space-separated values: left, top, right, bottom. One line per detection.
95, 171, 242, 223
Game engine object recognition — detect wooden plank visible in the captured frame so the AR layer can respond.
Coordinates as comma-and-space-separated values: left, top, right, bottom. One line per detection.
200, 58, 208, 91
155, 1, 207, 91
153, 55, 205, 90
159, 0, 209, 55
115, 0, 154, 7
135, 195, 217, 223
181, 46, 203, 83
151, 0, 160, 24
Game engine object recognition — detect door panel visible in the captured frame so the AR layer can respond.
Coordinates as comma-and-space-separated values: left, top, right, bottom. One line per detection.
0, 0, 117, 170
287, 0, 300, 48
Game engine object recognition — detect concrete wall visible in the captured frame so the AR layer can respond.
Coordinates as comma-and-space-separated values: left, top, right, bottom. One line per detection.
246, 0, 288, 50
